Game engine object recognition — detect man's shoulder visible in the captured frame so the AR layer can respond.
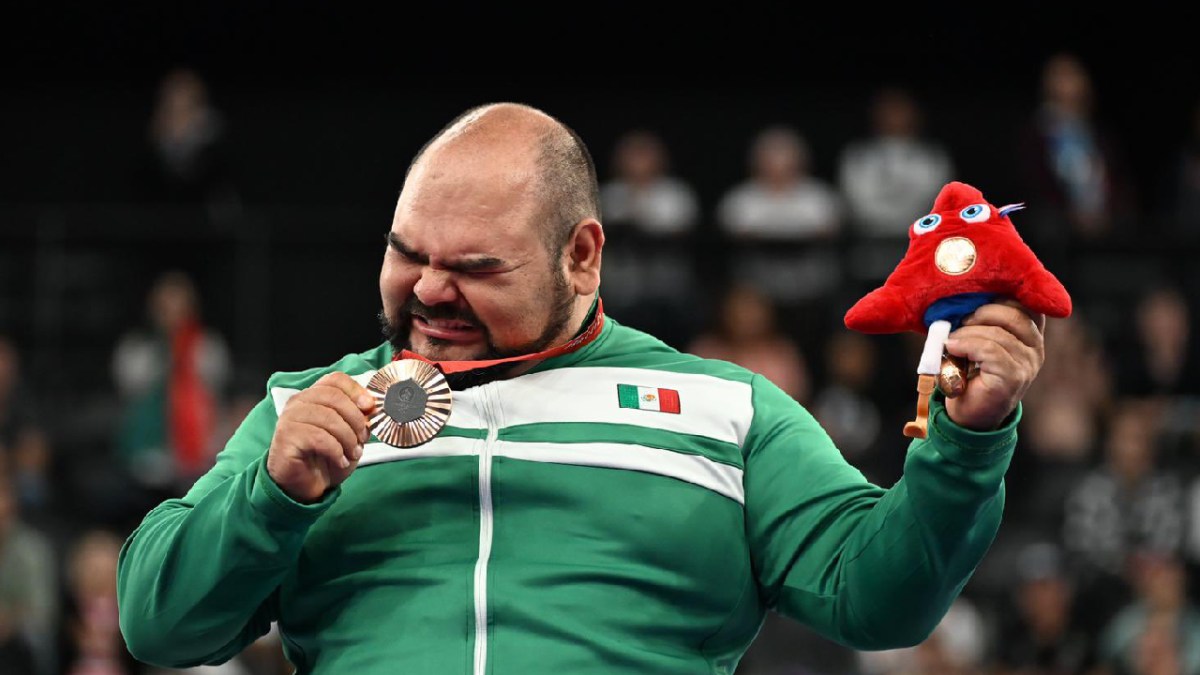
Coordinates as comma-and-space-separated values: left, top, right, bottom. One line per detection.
265, 342, 392, 392
585, 319, 758, 386
570, 320, 816, 445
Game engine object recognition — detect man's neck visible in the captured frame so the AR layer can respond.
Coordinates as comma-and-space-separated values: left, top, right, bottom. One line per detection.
511, 294, 597, 369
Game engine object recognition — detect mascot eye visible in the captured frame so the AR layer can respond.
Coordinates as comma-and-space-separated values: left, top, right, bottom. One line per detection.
913, 214, 941, 235
959, 204, 990, 223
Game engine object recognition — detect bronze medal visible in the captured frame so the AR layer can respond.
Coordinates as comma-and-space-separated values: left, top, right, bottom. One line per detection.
937, 356, 968, 398
937, 352, 981, 399
367, 360, 452, 447
934, 237, 977, 275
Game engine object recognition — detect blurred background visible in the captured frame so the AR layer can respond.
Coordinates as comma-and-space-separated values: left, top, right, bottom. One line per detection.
2, 3, 1198, 674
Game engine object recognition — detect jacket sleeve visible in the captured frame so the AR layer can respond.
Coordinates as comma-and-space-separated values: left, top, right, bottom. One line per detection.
116, 381, 342, 668
743, 374, 1017, 650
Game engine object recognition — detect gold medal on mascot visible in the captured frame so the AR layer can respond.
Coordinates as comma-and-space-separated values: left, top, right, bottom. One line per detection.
366, 360, 452, 447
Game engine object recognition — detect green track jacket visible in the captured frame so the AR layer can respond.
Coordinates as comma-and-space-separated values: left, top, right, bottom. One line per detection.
116, 316, 1018, 674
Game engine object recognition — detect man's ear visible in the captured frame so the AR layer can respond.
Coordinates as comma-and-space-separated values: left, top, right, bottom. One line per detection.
565, 218, 604, 295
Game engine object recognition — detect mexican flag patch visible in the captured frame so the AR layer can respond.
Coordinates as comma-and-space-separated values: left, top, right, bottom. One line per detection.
617, 384, 680, 414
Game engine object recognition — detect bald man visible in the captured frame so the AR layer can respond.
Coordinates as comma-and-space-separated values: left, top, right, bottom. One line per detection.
117, 103, 1045, 674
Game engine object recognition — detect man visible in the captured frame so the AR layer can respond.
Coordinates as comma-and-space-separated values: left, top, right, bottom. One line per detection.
117, 102, 1045, 674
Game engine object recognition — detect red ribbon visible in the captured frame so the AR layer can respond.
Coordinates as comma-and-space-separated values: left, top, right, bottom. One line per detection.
396, 298, 605, 375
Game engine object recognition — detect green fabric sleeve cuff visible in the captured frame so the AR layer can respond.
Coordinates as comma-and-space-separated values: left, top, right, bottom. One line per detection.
249, 453, 341, 526
925, 394, 1021, 468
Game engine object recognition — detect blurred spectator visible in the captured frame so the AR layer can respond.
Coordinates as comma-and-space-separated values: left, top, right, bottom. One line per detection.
1017, 52, 1136, 247
718, 125, 843, 240
0, 467, 58, 675
141, 67, 240, 216
58, 529, 140, 675
687, 283, 810, 404
717, 125, 845, 310
858, 596, 989, 675
838, 85, 955, 237
0, 337, 59, 532
1006, 393, 1099, 539
1006, 311, 1113, 535
112, 271, 232, 498
1130, 611, 1190, 675
1164, 98, 1200, 237
1110, 285, 1200, 399
1098, 551, 1200, 675
600, 129, 700, 236
992, 541, 1097, 675
1026, 394, 1099, 465
0, 335, 39, 451
810, 331, 887, 480
1063, 399, 1183, 628
598, 129, 704, 349
837, 85, 955, 291
1064, 399, 1183, 574
8, 426, 61, 534
1025, 311, 1115, 417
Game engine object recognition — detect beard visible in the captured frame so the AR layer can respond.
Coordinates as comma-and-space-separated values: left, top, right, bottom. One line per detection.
378, 266, 577, 389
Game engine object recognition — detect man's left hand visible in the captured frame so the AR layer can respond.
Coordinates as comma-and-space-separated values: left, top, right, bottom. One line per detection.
942, 299, 1047, 431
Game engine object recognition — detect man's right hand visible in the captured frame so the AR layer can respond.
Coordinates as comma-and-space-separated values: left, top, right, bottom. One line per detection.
267, 372, 376, 504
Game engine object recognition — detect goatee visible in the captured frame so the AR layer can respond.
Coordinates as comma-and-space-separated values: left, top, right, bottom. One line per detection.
378, 272, 576, 389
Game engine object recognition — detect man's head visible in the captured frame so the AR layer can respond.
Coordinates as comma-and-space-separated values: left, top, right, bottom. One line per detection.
379, 102, 604, 366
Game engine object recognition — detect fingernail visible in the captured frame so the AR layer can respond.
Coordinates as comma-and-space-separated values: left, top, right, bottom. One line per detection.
357, 393, 373, 408
340, 456, 351, 469
354, 444, 363, 460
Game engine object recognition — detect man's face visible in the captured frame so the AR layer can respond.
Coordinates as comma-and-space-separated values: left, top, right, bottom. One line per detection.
379, 152, 576, 364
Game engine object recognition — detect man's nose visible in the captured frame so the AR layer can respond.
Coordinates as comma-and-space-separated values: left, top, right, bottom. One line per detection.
412, 268, 460, 306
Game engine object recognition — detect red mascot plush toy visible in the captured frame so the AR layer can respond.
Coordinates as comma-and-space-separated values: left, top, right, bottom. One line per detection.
844, 180, 1072, 439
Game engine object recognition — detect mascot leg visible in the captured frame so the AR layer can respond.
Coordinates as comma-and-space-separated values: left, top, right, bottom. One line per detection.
903, 320, 952, 439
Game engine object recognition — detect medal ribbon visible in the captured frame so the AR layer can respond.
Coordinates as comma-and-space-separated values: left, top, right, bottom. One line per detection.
395, 298, 606, 375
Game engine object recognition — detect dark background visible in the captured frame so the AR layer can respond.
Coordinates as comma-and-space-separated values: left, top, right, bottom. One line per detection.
4, 3, 1195, 208
3, 2, 1196, 379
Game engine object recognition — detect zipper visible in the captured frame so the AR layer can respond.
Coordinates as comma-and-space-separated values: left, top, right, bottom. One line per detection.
473, 383, 499, 675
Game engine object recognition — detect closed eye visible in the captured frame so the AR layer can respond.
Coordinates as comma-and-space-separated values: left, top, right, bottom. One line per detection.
386, 232, 510, 275
447, 260, 507, 275
386, 232, 428, 264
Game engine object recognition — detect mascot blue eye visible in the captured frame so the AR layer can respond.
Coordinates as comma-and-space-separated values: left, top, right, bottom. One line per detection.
913, 214, 941, 235
959, 204, 990, 223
